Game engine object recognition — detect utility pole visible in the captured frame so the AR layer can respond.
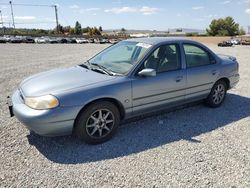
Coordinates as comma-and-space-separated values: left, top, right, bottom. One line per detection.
54, 5, 59, 33
0, 10, 4, 28
9, 1, 15, 28
0, 10, 4, 34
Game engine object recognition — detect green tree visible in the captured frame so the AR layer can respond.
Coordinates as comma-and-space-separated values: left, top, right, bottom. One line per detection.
121, 28, 126, 33
87, 27, 93, 36
93, 27, 101, 35
63, 26, 71, 33
82, 27, 90, 33
74, 21, 82, 35
69, 28, 75, 35
206, 16, 240, 36
99, 26, 103, 32
55, 24, 64, 34
88, 27, 101, 36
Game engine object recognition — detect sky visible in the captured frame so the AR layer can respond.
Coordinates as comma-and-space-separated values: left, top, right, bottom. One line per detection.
0, 0, 249, 31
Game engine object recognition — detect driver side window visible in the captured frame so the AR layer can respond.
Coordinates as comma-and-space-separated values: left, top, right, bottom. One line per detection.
143, 44, 181, 73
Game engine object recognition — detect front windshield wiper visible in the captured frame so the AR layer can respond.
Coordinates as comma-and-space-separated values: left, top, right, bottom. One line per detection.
80, 61, 122, 76
79, 60, 91, 70
79, 64, 89, 69
91, 63, 116, 76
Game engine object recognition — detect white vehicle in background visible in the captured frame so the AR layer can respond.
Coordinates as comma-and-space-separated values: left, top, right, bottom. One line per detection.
76, 38, 88, 44
35, 37, 49, 44
3, 35, 12, 42
230, 39, 240, 45
109, 39, 119, 44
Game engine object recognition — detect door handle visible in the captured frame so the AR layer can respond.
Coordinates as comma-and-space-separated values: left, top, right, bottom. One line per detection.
176, 76, 183, 82
212, 70, 217, 75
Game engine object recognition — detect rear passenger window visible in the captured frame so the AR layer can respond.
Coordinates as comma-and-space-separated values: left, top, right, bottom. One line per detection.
183, 44, 214, 68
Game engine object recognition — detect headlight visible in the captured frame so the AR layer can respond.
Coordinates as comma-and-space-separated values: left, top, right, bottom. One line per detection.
25, 95, 59, 110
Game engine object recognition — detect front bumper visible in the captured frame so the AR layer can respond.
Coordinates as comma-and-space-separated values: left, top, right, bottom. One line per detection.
229, 73, 240, 89
10, 90, 82, 136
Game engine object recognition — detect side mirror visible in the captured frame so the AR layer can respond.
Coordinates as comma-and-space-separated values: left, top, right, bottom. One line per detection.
138, 68, 156, 77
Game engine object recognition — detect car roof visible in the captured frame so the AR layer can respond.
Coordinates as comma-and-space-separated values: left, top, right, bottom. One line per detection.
125, 37, 196, 45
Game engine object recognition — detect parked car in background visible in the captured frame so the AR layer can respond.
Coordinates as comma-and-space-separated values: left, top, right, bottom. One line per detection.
88, 38, 95, 43
8, 37, 240, 144
218, 41, 233, 47
57, 38, 68, 44
9, 36, 23, 43
3, 35, 12, 42
35, 37, 50, 44
22, 36, 35, 43
48, 37, 59, 44
109, 39, 119, 44
94, 38, 100, 44
66, 38, 77, 43
241, 40, 250, 45
0, 37, 6, 43
100, 38, 107, 44
230, 38, 240, 45
76, 38, 88, 44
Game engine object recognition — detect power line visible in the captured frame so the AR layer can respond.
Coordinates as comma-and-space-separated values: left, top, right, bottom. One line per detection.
0, 2, 59, 31
0, 3, 54, 7
14, 22, 56, 24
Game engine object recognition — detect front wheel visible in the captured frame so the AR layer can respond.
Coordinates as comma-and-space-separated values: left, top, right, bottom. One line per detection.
205, 80, 227, 108
74, 101, 120, 144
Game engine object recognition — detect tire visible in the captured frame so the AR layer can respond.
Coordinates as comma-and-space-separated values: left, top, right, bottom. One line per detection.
74, 101, 120, 144
205, 80, 227, 108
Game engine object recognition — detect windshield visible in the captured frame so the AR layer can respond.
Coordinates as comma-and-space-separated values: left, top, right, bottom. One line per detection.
88, 41, 151, 75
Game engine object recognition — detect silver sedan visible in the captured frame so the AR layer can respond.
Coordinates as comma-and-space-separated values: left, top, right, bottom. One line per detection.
8, 37, 240, 144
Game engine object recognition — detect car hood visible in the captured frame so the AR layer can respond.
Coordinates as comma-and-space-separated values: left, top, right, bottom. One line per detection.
20, 66, 116, 96
218, 54, 236, 61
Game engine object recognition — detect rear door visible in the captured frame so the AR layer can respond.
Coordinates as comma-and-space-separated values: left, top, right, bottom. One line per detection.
131, 43, 186, 115
182, 43, 218, 100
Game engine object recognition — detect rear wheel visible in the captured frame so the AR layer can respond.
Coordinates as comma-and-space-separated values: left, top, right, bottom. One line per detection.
75, 101, 120, 144
205, 80, 227, 108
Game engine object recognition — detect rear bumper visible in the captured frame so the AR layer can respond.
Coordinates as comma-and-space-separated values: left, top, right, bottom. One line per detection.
11, 90, 81, 136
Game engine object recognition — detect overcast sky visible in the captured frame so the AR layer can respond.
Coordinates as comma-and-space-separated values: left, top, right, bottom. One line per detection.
0, 0, 249, 31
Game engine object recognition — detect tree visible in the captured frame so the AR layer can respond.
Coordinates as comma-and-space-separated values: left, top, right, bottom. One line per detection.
56, 24, 64, 33
74, 21, 82, 35
93, 27, 101, 35
82, 27, 90, 33
206, 16, 240, 36
99, 26, 103, 32
121, 28, 126, 33
87, 27, 101, 36
63, 26, 71, 33
69, 28, 75, 35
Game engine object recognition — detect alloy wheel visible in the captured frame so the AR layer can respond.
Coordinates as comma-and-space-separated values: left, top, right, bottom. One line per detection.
85, 109, 114, 138
212, 84, 225, 105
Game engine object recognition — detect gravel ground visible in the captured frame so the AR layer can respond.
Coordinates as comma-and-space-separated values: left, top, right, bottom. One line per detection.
0, 43, 249, 187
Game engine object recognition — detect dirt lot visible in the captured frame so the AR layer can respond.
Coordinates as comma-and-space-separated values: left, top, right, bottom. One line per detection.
187, 36, 231, 44
0, 43, 249, 187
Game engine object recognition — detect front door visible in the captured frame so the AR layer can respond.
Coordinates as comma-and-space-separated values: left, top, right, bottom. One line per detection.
132, 44, 187, 115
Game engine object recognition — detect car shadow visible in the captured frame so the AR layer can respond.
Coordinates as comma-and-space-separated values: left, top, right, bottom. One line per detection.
27, 93, 250, 164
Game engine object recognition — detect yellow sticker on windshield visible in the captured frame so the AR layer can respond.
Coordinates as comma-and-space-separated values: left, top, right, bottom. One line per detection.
136, 43, 152, 49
